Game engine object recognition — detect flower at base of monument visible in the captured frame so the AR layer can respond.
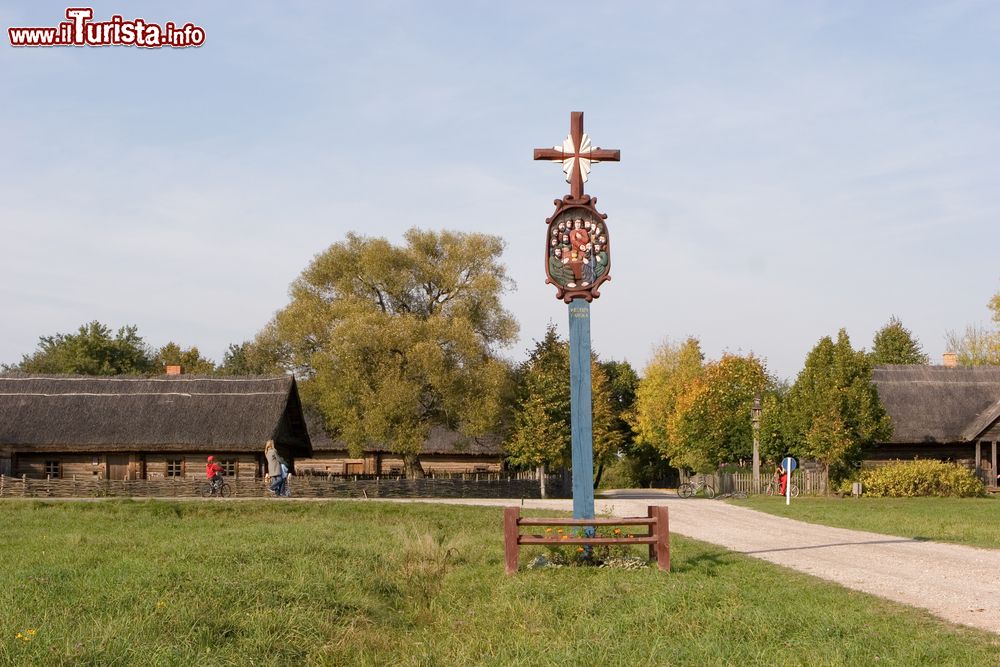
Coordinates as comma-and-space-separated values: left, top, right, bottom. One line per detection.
560, 535, 568, 541
613, 528, 622, 535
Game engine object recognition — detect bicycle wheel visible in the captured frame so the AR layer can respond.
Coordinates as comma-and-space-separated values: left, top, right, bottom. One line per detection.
677, 483, 694, 499
219, 482, 232, 498
764, 483, 775, 496
200, 484, 213, 498
702, 485, 716, 499
790, 484, 800, 498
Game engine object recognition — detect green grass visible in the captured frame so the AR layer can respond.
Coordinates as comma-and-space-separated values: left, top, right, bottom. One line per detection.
2, 500, 999, 666
734, 496, 1000, 549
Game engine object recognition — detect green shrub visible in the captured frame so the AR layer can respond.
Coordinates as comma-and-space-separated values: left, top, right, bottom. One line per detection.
860, 460, 985, 498
835, 477, 858, 496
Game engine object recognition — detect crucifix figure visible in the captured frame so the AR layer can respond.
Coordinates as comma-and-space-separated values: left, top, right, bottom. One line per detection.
533, 111, 621, 520
534, 111, 620, 201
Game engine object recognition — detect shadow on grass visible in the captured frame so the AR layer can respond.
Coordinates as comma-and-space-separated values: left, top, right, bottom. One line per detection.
672, 549, 736, 577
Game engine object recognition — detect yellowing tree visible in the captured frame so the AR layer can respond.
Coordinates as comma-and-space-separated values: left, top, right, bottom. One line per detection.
945, 290, 1000, 366
263, 229, 518, 477
630, 337, 704, 461
667, 354, 770, 472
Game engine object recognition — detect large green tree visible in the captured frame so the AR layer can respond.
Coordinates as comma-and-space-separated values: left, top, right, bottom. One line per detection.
505, 326, 570, 493
504, 325, 627, 491
870, 316, 928, 365
264, 229, 518, 477
595, 359, 639, 487
8, 321, 156, 375
782, 329, 892, 480
218, 340, 284, 375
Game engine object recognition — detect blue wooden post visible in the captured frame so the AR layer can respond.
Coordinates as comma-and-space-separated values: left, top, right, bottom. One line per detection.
568, 300, 594, 520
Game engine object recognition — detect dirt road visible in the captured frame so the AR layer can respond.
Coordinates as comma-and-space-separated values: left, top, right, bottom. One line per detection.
390, 494, 1000, 634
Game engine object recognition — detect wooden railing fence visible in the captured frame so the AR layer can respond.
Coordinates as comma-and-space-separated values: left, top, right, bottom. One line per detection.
680, 469, 829, 495
503, 505, 670, 574
0, 474, 563, 500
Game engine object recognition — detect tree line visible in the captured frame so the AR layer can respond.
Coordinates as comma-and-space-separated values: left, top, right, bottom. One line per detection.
4, 229, 998, 481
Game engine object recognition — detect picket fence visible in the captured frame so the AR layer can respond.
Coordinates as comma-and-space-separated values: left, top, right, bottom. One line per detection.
679, 468, 829, 495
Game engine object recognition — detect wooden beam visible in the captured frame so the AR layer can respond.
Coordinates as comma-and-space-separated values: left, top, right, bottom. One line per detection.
993, 440, 998, 486
518, 516, 655, 526
504, 506, 520, 575
519, 536, 657, 545
652, 505, 670, 572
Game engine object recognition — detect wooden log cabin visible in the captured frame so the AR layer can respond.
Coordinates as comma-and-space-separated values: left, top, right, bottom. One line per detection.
296, 418, 503, 476
868, 364, 1000, 485
0, 375, 312, 480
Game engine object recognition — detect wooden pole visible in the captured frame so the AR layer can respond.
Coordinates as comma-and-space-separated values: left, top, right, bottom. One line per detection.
993, 440, 998, 487
504, 506, 520, 575
651, 505, 670, 572
569, 300, 595, 520
751, 395, 761, 494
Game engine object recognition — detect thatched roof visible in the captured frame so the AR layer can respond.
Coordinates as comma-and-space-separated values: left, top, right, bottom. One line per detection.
872, 365, 1000, 443
0, 375, 312, 456
306, 411, 501, 456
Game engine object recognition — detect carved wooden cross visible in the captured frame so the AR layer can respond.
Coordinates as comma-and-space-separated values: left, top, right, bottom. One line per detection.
533, 111, 620, 199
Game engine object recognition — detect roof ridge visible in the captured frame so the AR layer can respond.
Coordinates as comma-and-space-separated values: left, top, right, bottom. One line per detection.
0, 376, 287, 382
0, 391, 286, 398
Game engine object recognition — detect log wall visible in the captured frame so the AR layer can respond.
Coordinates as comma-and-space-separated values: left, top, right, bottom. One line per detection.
14, 453, 262, 480
297, 453, 502, 475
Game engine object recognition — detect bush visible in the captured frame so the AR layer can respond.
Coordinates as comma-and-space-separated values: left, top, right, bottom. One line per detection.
859, 460, 985, 498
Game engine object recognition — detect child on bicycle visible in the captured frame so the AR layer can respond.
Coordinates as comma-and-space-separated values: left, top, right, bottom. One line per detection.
206, 455, 224, 491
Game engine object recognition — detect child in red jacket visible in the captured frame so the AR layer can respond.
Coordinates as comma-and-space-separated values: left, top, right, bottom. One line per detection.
206, 455, 224, 491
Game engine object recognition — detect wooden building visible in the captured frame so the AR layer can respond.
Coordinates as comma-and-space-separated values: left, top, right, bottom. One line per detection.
0, 375, 311, 480
869, 365, 1000, 483
296, 421, 503, 476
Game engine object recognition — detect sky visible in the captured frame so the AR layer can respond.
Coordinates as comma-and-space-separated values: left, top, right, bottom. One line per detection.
2, 1, 998, 381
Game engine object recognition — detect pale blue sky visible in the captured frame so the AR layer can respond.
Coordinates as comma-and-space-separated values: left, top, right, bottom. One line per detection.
2, 1, 998, 380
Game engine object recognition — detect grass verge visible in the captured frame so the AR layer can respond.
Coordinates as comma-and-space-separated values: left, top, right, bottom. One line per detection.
1, 499, 998, 666
733, 496, 1000, 549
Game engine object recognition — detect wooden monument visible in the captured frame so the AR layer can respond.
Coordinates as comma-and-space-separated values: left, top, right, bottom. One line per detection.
534, 111, 619, 519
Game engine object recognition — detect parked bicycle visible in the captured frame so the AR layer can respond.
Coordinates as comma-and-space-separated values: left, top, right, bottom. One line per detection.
200, 477, 232, 498
764, 481, 799, 497
714, 489, 748, 500
677, 479, 715, 499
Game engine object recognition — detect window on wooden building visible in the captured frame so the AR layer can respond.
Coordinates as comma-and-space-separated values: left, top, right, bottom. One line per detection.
44, 460, 61, 478
166, 459, 183, 478
221, 459, 237, 478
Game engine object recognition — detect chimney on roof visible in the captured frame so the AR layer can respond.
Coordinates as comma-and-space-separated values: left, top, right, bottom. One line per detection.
942, 352, 958, 368
165, 364, 183, 376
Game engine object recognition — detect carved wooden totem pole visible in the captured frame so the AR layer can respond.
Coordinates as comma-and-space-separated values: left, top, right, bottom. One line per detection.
534, 111, 619, 520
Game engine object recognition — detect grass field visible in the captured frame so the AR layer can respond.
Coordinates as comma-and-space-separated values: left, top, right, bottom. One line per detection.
2, 499, 999, 666
734, 496, 1000, 549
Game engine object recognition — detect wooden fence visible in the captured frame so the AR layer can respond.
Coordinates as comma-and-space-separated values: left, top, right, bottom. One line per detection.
503, 505, 670, 574
0, 474, 563, 500
679, 468, 829, 495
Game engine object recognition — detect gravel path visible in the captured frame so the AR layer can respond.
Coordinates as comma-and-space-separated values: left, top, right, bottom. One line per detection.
386, 494, 1000, 635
